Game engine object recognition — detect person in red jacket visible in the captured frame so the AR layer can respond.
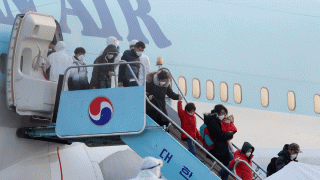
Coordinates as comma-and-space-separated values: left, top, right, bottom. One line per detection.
229, 142, 254, 180
178, 99, 203, 157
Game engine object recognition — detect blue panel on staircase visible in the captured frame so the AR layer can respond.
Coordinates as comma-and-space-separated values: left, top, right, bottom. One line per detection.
55, 86, 145, 138
121, 116, 220, 180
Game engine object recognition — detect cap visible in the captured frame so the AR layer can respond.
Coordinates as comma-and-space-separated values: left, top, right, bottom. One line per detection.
289, 143, 303, 153
129, 40, 138, 47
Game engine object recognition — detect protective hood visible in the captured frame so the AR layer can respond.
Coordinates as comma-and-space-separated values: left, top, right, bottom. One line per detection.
99, 45, 118, 63
54, 41, 66, 53
153, 72, 170, 87
130, 39, 138, 47
241, 141, 255, 154
46, 41, 73, 87
107, 36, 119, 47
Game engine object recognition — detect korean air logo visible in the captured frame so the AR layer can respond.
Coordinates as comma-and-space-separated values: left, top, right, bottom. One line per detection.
88, 97, 114, 126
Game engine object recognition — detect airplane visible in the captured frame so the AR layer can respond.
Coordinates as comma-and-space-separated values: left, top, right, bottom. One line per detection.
0, 0, 319, 179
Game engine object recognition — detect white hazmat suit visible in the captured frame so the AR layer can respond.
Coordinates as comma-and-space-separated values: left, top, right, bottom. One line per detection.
46, 41, 73, 90
130, 157, 165, 180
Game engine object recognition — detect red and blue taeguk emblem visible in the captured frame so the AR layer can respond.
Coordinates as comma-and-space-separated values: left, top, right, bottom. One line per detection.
88, 97, 114, 126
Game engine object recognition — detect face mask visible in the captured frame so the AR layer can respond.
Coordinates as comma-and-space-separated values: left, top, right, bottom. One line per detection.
218, 115, 225, 120
187, 111, 194, 116
246, 152, 251, 157
136, 51, 143, 57
160, 82, 166, 86
107, 55, 114, 60
130, 47, 134, 50
78, 55, 85, 61
291, 154, 297, 159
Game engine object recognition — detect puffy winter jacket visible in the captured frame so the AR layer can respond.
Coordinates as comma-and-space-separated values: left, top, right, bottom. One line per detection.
90, 45, 118, 89
118, 49, 140, 84
229, 142, 254, 180
275, 144, 298, 172
220, 121, 237, 134
178, 101, 203, 142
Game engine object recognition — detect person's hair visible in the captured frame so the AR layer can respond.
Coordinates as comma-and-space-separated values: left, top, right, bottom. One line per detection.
288, 143, 301, 153
135, 41, 146, 49
74, 47, 86, 55
185, 103, 196, 112
50, 36, 58, 45
50, 34, 57, 45
211, 104, 228, 115
157, 70, 170, 80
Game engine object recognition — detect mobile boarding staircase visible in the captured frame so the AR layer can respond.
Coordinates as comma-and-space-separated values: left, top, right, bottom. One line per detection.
16, 62, 266, 180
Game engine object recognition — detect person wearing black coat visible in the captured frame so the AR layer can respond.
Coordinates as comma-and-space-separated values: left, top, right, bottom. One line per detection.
90, 45, 118, 89
204, 104, 234, 167
267, 143, 302, 176
146, 70, 181, 126
275, 143, 301, 171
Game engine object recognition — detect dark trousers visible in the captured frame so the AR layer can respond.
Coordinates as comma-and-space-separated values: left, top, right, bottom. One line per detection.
99, 78, 111, 88
146, 110, 169, 127
218, 148, 234, 180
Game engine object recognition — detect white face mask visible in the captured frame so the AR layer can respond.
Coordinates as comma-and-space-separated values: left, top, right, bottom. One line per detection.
291, 154, 297, 159
160, 81, 166, 86
218, 115, 225, 120
107, 55, 114, 60
136, 51, 143, 57
187, 111, 194, 116
78, 55, 85, 61
246, 152, 251, 157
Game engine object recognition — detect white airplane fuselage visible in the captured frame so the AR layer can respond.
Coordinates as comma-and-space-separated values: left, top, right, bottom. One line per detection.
0, 0, 320, 179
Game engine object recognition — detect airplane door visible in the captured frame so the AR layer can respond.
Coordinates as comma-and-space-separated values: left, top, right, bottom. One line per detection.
6, 12, 59, 117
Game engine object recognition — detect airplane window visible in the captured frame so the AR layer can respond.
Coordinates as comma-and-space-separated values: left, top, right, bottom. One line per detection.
178, 76, 187, 96
234, 84, 242, 104
220, 82, 228, 102
288, 91, 296, 111
192, 78, 200, 99
261, 87, 269, 107
314, 94, 320, 114
206, 80, 214, 100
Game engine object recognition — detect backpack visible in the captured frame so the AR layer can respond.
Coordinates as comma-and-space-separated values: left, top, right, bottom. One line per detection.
200, 124, 215, 150
266, 157, 278, 177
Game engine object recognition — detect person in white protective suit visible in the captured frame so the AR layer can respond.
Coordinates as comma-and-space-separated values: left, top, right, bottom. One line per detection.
129, 40, 151, 86
46, 41, 73, 91
99, 36, 122, 87
130, 157, 165, 180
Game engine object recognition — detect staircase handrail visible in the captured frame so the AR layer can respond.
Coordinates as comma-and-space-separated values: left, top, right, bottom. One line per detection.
145, 96, 241, 180
120, 66, 241, 180
62, 61, 146, 91
234, 159, 264, 180
160, 67, 267, 176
